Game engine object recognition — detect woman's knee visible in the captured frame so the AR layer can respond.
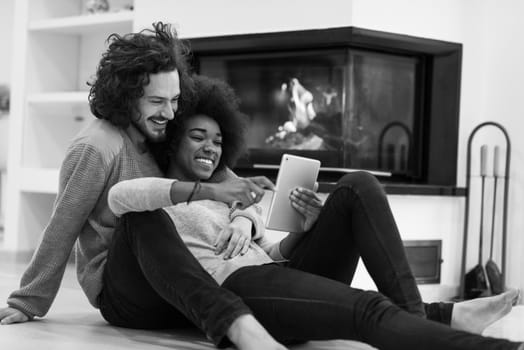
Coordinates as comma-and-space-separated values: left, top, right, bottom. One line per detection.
337, 171, 379, 188
336, 171, 381, 193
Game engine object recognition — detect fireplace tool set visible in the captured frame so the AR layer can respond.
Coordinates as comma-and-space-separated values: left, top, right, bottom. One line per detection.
459, 122, 511, 300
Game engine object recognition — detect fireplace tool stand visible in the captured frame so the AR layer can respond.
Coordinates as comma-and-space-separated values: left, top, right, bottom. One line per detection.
459, 121, 511, 300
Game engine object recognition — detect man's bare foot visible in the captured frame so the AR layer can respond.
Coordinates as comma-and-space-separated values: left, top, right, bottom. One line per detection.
451, 289, 520, 334
227, 314, 288, 350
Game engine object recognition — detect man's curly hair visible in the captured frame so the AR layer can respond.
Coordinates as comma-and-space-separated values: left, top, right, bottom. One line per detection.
167, 75, 248, 172
88, 22, 194, 128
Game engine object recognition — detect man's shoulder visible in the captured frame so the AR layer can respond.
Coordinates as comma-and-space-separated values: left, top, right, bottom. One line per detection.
72, 119, 125, 154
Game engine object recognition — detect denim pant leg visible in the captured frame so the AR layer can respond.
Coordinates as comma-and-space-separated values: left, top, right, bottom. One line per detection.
99, 209, 251, 347
287, 171, 426, 317
222, 264, 520, 350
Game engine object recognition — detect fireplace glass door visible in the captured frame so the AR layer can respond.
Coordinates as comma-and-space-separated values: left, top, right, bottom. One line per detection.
198, 48, 420, 180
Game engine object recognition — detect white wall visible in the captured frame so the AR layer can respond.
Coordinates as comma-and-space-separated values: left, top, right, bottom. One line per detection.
0, 0, 14, 85
0, 0, 15, 230
133, 0, 524, 299
476, 0, 524, 299
134, 0, 353, 35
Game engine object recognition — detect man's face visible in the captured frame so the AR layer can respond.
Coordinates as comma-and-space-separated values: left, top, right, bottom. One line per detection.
134, 70, 180, 143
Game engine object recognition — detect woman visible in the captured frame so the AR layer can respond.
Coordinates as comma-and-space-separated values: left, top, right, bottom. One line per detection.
108, 75, 522, 350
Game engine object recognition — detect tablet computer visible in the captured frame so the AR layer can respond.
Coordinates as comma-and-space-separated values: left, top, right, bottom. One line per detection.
266, 154, 321, 232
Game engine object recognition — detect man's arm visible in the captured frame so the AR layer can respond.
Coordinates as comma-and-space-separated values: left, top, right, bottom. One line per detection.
4, 143, 109, 319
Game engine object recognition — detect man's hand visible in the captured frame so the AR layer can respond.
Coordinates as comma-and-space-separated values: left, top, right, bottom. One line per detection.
210, 176, 275, 210
289, 187, 323, 232
215, 217, 252, 259
0, 307, 29, 325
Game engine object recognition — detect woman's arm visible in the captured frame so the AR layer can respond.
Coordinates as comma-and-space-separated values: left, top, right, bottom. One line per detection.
230, 204, 265, 240
215, 204, 267, 259
257, 187, 324, 260
256, 232, 304, 261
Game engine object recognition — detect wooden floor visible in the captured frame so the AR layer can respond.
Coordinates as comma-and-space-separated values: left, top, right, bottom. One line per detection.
0, 255, 522, 350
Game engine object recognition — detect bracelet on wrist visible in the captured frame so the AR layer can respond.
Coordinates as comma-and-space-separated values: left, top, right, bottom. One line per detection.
186, 180, 202, 204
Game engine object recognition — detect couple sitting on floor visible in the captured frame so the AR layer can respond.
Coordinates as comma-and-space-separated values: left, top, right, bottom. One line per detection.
1, 23, 520, 350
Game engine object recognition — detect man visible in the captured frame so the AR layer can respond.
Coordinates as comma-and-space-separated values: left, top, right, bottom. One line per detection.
0, 22, 282, 350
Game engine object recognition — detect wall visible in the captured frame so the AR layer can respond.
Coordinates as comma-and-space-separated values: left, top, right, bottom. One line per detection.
0, 0, 14, 85
134, 0, 353, 36
0, 0, 15, 233
477, 0, 524, 299
134, 0, 524, 300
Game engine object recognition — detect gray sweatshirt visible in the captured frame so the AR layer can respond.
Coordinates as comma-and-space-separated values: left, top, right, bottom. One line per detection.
7, 119, 162, 317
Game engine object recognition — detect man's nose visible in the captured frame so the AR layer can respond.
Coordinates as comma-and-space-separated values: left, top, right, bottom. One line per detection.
161, 103, 175, 120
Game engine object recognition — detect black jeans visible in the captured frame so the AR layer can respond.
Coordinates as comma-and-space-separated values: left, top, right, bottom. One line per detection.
286, 171, 439, 318
98, 172, 517, 348
220, 172, 520, 349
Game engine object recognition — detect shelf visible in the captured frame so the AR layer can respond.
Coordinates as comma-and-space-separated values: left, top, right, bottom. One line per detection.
19, 168, 59, 194
28, 11, 134, 34
27, 91, 89, 104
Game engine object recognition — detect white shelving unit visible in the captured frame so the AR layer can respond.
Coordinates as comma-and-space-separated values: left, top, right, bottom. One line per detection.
4, 0, 135, 251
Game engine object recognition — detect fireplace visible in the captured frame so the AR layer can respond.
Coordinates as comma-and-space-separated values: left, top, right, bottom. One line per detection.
188, 27, 462, 187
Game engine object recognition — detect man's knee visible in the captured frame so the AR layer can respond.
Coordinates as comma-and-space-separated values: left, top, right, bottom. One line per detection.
124, 209, 173, 235
117, 209, 177, 251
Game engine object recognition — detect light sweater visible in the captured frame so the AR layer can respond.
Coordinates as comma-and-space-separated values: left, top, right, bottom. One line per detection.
7, 119, 162, 317
108, 178, 285, 284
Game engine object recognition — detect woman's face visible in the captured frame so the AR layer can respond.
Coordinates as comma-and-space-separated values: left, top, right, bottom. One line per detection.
170, 114, 223, 181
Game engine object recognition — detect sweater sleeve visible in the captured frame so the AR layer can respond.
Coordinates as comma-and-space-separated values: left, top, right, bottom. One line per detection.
108, 177, 176, 216
229, 205, 266, 240
255, 236, 287, 262
7, 143, 110, 318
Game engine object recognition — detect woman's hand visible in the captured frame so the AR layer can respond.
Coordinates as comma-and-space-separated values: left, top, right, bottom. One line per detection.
289, 187, 323, 232
214, 217, 252, 259
0, 307, 29, 325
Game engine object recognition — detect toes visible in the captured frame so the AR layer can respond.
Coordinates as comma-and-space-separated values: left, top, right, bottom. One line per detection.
502, 289, 520, 305
511, 289, 521, 305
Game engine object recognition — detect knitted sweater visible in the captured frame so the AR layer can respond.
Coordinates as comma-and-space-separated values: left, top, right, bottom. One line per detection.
108, 178, 285, 284
7, 119, 162, 317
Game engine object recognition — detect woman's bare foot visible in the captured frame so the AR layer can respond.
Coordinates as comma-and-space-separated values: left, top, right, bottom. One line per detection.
451, 289, 520, 334
227, 314, 288, 350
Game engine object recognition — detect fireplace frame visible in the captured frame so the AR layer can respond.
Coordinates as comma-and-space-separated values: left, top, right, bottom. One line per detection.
188, 27, 462, 187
